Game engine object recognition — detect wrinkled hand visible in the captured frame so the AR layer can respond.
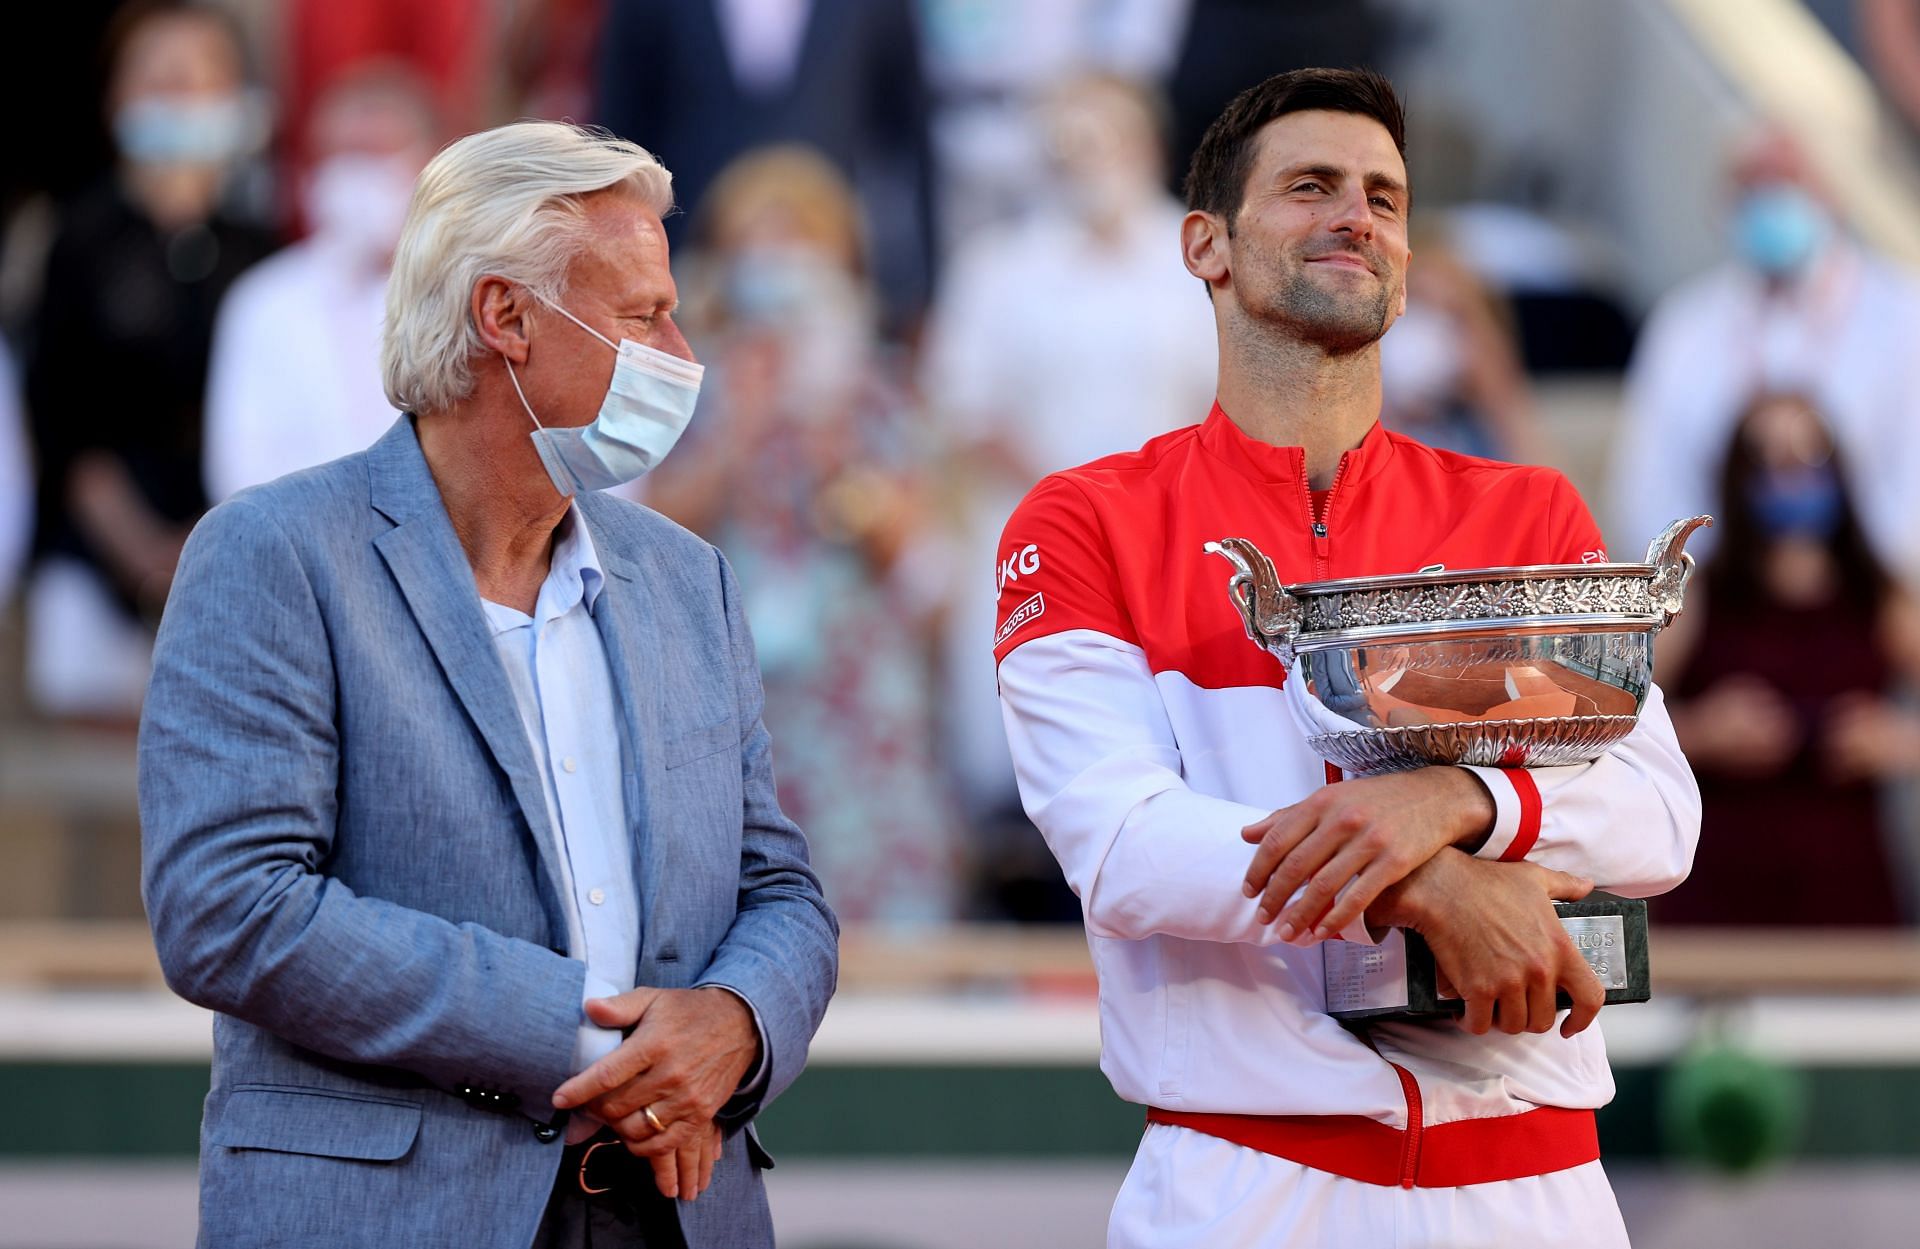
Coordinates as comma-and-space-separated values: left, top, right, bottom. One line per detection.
552, 987, 759, 1199
1372, 848, 1603, 1038
1240, 767, 1494, 943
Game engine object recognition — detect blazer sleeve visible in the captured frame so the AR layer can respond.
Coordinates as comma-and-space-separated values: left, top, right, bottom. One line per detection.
691, 546, 840, 1116
139, 498, 587, 1114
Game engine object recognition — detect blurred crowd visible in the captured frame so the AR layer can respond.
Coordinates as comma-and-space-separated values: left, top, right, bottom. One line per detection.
2, 0, 1919, 931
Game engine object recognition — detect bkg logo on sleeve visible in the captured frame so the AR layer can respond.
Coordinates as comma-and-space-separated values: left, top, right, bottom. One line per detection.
995, 543, 1041, 602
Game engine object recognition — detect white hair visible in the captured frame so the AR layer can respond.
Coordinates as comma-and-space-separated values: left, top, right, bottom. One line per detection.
380, 121, 674, 413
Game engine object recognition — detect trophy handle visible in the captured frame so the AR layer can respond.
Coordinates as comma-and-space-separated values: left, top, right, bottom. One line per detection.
1644, 514, 1714, 627
1205, 538, 1302, 664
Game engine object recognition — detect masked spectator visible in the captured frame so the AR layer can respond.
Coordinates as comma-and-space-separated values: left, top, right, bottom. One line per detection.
1608, 123, 1920, 577
1658, 392, 1920, 926
203, 65, 439, 500
648, 146, 962, 926
23, 0, 275, 721
279, 0, 492, 190
917, 0, 1192, 243
921, 74, 1216, 910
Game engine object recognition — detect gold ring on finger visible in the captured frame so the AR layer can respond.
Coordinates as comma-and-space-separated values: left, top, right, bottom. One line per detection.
643, 1104, 669, 1133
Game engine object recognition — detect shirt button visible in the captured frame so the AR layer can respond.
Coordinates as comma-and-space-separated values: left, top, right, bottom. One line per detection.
588, 888, 606, 906
534, 1123, 559, 1143
562, 757, 578, 773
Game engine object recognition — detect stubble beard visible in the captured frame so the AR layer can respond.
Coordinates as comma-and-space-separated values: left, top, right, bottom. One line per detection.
1237, 237, 1396, 357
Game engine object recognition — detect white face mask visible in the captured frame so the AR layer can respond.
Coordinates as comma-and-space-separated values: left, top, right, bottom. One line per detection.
304, 152, 418, 264
504, 300, 703, 497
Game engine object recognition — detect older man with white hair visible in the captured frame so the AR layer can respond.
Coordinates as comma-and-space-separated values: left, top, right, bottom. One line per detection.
138, 121, 838, 1249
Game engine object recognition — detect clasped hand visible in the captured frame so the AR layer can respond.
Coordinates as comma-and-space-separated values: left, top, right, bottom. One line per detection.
1239, 767, 1606, 1038
551, 986, 760, 1200
1239, 766, 1493, 942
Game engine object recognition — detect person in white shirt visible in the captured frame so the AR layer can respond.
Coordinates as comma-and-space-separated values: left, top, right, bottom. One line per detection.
1608, 123, 1920, 581
202, 65, 438, 501
923, 72, 1218, 832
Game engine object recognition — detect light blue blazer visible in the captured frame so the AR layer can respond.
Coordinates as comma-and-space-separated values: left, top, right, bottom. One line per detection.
139, 417, 838, 1248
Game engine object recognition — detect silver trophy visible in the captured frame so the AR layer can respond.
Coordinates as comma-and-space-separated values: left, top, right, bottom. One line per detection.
1205, 516, 1711, 1020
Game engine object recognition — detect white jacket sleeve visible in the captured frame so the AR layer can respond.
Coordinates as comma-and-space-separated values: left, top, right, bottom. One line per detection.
999, 628, 1372, 945
1461, 683, 1701, 896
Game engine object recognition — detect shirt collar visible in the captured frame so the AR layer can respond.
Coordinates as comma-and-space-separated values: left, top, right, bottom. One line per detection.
1197, 401, 1394, 490
477, 503, 606, 635
549, 503, 606, 617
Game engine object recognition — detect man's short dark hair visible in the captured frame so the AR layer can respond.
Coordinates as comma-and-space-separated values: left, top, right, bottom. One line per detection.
1183, 68, 1407, 225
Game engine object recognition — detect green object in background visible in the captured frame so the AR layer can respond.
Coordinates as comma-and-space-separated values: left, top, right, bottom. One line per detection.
1661, 1045, 1807, 1173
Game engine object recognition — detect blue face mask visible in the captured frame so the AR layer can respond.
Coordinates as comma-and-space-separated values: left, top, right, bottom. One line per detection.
1732, 186, 1829, 277
114, 94, 254, 166
504, 301, 703, 497
1747, 466, 1843, 540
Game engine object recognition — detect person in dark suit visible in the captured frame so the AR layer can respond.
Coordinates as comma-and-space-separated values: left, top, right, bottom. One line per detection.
594, 0, 934, 327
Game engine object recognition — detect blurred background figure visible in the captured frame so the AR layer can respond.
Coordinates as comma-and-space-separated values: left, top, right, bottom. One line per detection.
1378, 229, 1552, 464
0, 345, 28, 613
593, 0, 935, 331
22, 0, 275, 723
277, 0, 491, 201
647, 145, 962, 928
1162, 0, 1388, 186
920, 72, 1216, 919
916, 0, 1191, 244
1657, 392, 1920, 927
1607, 123, 1920, 577
202, 63, 438, 500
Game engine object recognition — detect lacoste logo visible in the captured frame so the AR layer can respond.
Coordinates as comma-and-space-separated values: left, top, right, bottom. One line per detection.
995, 592, 1045, 647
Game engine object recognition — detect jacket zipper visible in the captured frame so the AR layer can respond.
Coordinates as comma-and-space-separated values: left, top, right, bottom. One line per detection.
1389, 1059, 1424, 1187
1301, 454, 1350, 580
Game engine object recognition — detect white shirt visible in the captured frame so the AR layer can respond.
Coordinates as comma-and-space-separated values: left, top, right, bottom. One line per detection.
925, 199, 1219, 480
481, 506, 767, 1138
479, 508, 637, 1079
715, 0, 811, 94
203, 239, 398, 501
1608, 242, 1920, 581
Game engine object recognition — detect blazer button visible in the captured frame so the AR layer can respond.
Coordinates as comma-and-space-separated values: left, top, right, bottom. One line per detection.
533, 1123, 560, 1143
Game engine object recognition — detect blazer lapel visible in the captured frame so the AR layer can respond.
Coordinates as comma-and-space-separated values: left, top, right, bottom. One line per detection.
576, 495, 667, 958
365, 419, 571, 932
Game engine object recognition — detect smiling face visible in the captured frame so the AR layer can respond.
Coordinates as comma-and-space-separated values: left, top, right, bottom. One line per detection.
1194, 109, 1411, 355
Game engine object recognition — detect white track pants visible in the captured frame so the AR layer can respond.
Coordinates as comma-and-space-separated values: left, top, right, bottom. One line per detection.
1109, 1123, 1631, 1249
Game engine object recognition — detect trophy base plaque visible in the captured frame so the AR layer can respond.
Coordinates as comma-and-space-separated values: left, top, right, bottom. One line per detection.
1323, 898, 1650, 1023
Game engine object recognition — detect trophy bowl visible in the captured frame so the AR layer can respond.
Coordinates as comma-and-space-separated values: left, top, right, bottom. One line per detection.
1205, 516, 1712, 774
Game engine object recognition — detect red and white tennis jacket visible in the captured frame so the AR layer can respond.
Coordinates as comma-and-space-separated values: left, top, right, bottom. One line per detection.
993, 404, 1700, 1128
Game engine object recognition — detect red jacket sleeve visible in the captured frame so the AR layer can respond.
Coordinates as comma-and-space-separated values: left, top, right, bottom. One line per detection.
1546, 471, 1611, 566
992, 474, 1137, 665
